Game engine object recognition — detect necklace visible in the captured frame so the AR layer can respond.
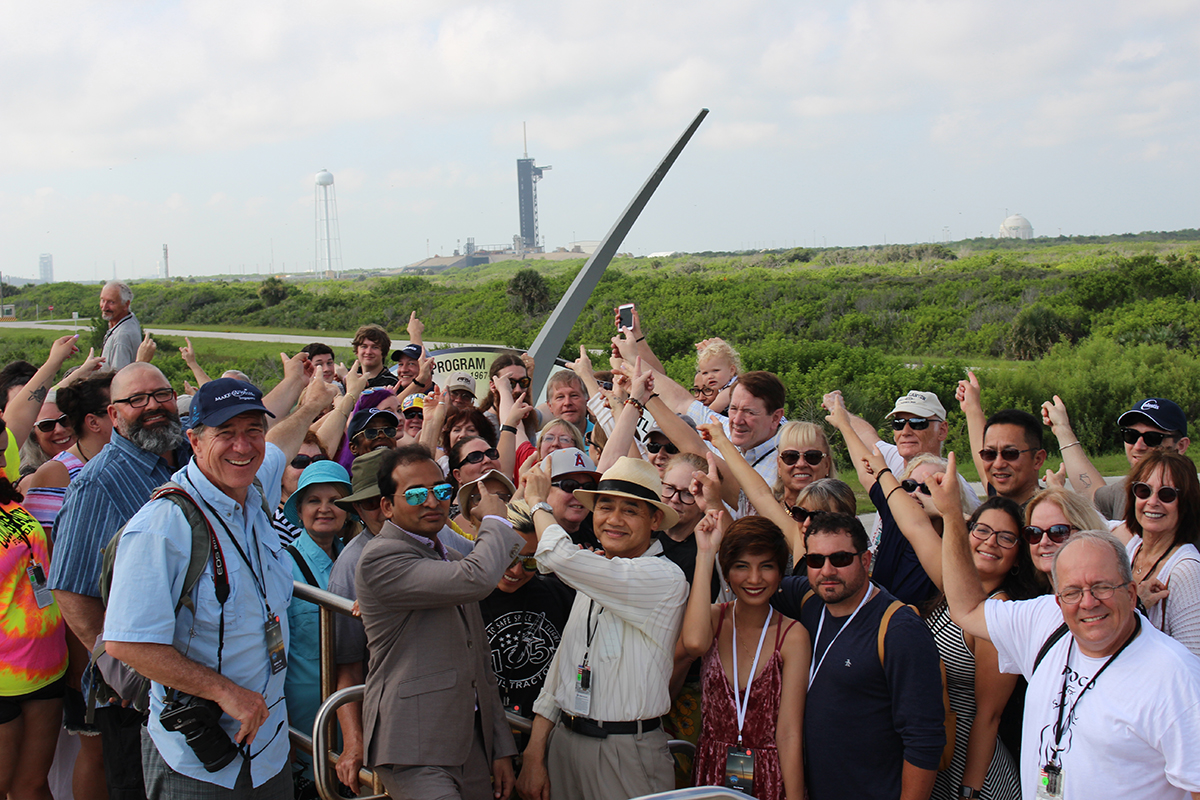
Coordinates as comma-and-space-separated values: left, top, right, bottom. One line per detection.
1133, 537, 1175, 581
73, 442, 91, 463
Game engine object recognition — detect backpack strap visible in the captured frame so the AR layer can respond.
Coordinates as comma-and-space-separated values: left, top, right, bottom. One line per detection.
149, 482, 228, 614
1032, 622, 1070, 673
876, 600, 910, 663
286, 544, 320, 588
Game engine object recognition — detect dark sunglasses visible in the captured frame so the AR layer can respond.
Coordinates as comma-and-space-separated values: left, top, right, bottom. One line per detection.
891, 418, 932, 431
34, 414, 70, 433
978, 447, 1034, 463
460, 447, 500, 465
1132, 482, 1179, 503
803, 550, 864, 569
508, 554, 537, 573
645, 441, 679, 455
900, 479, 931, 495
1121, 428, 1172, 447
508, 376, 532, 390
1022, 524, 1074, 545
290, 454, 329, 470
788, 506, 821, 523
780, 449, 826, 466
403, 483, 454, 505
552, 478, 598, 493
356, 426, 397, 441
402, 408, 424, 420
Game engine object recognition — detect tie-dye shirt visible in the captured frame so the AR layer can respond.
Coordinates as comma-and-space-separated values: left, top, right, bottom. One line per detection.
0, 499, 67, 695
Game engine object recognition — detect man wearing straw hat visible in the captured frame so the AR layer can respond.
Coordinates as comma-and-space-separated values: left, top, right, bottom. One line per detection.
515, 456, 689, 800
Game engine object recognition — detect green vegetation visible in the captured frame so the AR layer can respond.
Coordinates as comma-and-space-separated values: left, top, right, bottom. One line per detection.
4, 237, 1199, 468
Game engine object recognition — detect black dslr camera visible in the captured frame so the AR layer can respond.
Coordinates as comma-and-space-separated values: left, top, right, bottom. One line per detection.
160, 694, 240, 772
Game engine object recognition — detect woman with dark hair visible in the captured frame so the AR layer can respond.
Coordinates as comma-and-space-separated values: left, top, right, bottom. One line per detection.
0, 419, 68, 800
682, 513, 807, 800
437, 406, 497, 473
1115, 449, 1200, 657
926, 467, 1041, 800
23, 371, 115, 537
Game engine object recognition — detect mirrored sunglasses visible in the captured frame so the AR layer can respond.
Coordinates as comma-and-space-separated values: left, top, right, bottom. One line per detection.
403, 483, 454, 505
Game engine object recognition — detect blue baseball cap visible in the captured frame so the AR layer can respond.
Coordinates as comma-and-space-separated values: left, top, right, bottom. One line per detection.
188, 378, 275, 429
283, 460, 352, 528
1117, 398, 1188, 437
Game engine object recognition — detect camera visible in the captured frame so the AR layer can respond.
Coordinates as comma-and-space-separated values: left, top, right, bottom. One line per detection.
160, 694, 240, 773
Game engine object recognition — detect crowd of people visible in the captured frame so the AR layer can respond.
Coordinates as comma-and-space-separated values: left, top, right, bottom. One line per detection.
1, 283, 1199, 800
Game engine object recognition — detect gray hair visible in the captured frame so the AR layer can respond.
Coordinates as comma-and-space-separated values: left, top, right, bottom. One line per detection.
104, 281, 133, 305
1051, 529, 1133, 589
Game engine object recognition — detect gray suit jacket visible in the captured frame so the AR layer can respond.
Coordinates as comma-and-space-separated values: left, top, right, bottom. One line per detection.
356, 516, 524, 769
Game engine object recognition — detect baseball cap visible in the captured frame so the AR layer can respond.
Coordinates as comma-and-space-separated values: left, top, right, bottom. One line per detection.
188, 378, 275, 429
391, 343, 422, 362
446, 372, 477, 398
348, 408, 400, 440
546, 447, 600, 480
647, 413, 698, 437
885, 391, 947, 421
401, 394, 426, 413
1117, 398, 1187, 437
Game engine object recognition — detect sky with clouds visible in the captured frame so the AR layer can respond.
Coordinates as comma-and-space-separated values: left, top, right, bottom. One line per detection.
3, 0, 1197, 283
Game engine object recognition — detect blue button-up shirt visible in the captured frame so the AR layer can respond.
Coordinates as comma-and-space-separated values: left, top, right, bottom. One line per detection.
48, 431, 192, 597
103, 444, 290, 789
284, 531, 342, 737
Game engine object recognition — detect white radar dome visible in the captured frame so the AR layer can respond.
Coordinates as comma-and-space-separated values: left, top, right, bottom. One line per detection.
316, 170, 334, 186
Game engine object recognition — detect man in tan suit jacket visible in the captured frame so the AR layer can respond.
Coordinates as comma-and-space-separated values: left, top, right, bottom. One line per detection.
356, 444, 524, 800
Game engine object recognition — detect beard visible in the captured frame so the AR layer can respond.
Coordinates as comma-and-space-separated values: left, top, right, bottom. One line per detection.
121, 410, 185, 454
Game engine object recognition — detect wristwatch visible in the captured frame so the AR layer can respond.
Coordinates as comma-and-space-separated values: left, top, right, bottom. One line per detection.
531, 502, 554, 516
958, 786, 981, 799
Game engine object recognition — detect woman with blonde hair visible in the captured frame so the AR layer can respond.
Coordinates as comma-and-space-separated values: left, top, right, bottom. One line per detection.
1022, 487, 1107, 584
772, 421, 837, 511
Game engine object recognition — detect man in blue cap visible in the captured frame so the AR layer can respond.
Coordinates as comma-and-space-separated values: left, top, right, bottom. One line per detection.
1095, 397, 1190, 519
104, 375, 337, 800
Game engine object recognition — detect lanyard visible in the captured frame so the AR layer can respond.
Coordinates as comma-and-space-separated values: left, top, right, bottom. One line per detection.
199, 493, 274, 619
731, 602, 773, 744
750, 445, 778, 469
1051, 615, 1141, 762
582, 600, 604, 667
808, 584, 874, 688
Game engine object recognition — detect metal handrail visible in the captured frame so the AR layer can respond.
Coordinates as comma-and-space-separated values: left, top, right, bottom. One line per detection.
311, 685, 387, 800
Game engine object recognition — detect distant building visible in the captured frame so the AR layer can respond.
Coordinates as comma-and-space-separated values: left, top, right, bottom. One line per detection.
999, 214, 1033, 240
39, 253, 53, 283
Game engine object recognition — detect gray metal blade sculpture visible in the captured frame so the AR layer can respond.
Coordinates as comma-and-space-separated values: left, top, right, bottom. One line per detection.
526, 108, 709, 398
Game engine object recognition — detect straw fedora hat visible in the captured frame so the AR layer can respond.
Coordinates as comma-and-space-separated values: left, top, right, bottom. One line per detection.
573, 456, 679, 529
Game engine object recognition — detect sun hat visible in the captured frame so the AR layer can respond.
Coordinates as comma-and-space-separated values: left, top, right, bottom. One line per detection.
335, 448, 389, 509
283, 460, 352, 528
572, 456, 679, 529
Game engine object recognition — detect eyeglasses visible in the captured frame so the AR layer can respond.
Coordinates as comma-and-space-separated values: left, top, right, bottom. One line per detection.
402, 483, 454, 505
780, 449, 826, 466
1057, 582, 1129, 605
646, 441, 679, 455
891, 418, 932, 431
509, 555, 538, 571
34, 414, 69, 433
460, 447, 500, 465
402, 409, 424, 420
1132, 482, 1179, 504
355, 426, 397, 441
803, 550, 864, 569
112, 388, 177, 408
354, 496, 382, 511
978, 447, 1034, 463
508, 377, 532, 390
1121, 428, 1172, 447
661, 484, 696, 505
691, 385, 717, 399
969, 522, 1019, 549
1023, 524, 1075, 545
552, 478, 597, 493
788, 506, 820, 523
290, 454, 329, 470
900, 479, 931, 495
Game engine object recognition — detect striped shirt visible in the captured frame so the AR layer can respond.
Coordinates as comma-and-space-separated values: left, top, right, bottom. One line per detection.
47, 431, 192, 598
22, 451, 86, 540
532, 523, 687, 723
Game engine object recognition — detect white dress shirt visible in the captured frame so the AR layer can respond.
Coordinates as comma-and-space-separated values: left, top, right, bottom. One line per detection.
532, 523, 688, 722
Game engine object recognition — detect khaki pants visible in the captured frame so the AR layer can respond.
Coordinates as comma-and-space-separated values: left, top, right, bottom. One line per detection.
546, 721, 674, 800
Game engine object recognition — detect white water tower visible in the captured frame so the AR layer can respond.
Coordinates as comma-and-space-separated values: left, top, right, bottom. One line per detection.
315, 170, 342, 275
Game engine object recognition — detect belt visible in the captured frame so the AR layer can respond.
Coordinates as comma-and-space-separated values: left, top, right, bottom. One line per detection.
560, 713, 661, 739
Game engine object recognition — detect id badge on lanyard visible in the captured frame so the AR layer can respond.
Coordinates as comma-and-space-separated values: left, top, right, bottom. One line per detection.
27, 562, 54, 609
723, 746, 755, 795
1035, 763, 1064, 799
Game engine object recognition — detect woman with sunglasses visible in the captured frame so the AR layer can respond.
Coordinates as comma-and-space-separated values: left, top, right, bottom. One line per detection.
682, 512, 807, 800
1113, 450, 1200, 657
449, 436, 504, 535
438, 406, 497, 473
1022, 488, 1106, 587
773, 421, 836, 512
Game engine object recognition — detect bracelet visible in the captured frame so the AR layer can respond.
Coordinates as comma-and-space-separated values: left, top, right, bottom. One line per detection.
876, 467, 893, 480
957, 786, 981, 800
500, 424, 518, 435
1060, 441, 1082, 450
412, 379, 427, 389
886, 485, 904, 503
648, 393, 659, 403
625, 397, 646, 412
636, 336, 646, 342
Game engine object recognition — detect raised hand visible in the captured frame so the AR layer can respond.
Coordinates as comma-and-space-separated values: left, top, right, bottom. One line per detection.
928, 451, 965, 518
955, 370, 981, 413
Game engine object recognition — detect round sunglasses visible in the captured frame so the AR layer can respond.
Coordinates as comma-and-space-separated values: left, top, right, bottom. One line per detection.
1132, 482, 1179, 503
780, 449, 826, 467
1022, 524, 1074, 545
